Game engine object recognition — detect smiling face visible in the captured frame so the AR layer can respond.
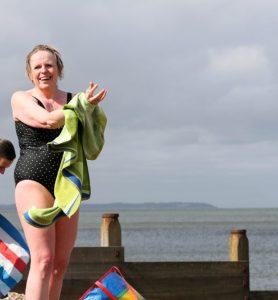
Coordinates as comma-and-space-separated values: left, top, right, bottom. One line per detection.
29, 50, 59, 90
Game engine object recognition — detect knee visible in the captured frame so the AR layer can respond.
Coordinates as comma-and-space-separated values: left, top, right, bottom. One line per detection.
31, 252, 54, 279
52, 258, 70, 278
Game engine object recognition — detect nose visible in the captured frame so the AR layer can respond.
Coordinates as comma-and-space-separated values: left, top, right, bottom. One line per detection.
41, 65, 47, 72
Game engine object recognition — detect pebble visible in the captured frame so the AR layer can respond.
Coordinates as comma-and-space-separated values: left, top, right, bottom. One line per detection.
3, 293, 25, 300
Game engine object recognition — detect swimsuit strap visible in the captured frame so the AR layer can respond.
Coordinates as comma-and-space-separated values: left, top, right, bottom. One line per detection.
32, 96, 45, 109
33, 92, 72, 108
67, 92, 72, 103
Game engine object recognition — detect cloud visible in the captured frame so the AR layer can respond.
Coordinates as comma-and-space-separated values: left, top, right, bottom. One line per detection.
2, 1, 278, 207
208, 46, 270, 76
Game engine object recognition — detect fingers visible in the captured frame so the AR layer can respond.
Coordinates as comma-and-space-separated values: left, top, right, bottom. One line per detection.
85, 81, 108, 105
89, 89, 107, 105
101, 90, 107, 100
86, 82, 99, 99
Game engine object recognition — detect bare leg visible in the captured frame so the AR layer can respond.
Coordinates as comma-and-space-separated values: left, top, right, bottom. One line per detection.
15, 181, 56, 300
48, 211, 79, 300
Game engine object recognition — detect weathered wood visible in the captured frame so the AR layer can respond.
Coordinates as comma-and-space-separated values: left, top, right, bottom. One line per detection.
229, 229, 249, 262
10, 216, 278, 299
13, 261, 250, 299
116, 262, 249, 300
100, 213, 122, 246
70, 246, 124, 263
250, 291, 278, 300
60, 261, 249, 300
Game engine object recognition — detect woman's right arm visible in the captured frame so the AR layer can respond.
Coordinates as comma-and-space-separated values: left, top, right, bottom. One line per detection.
11, 91, 65, 129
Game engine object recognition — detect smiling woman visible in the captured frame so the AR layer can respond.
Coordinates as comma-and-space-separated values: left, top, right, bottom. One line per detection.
11, 44, 107, 300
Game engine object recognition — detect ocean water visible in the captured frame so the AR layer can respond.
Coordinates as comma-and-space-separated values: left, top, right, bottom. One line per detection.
2, 207, 278, 291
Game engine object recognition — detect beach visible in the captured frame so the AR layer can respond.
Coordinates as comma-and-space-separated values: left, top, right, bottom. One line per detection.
4, 293, 24, 300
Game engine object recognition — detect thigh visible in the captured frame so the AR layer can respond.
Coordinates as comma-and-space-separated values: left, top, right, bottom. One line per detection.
15, 180, 56, 211
54, 210, 79, 261
15, 180, 56, 256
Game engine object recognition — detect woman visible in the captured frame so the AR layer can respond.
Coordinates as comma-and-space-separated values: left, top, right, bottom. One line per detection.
11, 44, 107, 300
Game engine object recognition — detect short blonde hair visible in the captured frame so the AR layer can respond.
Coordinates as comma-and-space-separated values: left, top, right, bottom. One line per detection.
26, 44, 64, 80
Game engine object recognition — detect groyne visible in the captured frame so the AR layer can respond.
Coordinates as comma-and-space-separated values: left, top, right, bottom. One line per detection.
13, 213, 278, 299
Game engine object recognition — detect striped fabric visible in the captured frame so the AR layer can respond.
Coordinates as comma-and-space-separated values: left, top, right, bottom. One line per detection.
80, 267, 145, 300
0, 214, 29, 297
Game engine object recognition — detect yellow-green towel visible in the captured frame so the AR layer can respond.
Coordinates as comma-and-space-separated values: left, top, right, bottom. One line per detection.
24, 93, 107, 227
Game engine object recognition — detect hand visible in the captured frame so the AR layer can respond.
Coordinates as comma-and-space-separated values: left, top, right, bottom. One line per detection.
85, 82, 107, 105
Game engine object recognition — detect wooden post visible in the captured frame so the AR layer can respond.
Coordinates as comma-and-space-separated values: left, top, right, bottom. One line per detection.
100, 213, 122, 247
229, 229, 249, 262
229, 229, 250, 299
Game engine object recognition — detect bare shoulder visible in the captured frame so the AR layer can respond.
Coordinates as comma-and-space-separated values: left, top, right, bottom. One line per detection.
11, 90, 33, 106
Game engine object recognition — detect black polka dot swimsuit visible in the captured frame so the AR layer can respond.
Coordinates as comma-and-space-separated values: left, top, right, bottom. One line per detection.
14, 93, 72, 197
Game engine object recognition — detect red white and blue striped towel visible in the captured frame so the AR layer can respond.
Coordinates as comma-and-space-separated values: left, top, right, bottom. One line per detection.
0, 214, 29, 297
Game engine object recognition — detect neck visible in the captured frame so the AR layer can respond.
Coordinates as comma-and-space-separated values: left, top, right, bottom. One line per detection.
32, 86, 59, 100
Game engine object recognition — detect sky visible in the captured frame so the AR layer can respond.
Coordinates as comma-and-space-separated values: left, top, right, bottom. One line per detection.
1, 0, 278, 208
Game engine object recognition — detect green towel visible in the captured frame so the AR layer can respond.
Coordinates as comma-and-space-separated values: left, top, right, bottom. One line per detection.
24, 92, 107, 227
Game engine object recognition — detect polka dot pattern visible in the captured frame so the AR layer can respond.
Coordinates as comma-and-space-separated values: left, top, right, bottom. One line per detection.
14, 121, 63, 197
14, 93, 72, 197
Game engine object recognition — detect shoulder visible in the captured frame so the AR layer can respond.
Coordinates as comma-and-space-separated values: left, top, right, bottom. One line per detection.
11, 90, 32, 100
11, 90, 34, 107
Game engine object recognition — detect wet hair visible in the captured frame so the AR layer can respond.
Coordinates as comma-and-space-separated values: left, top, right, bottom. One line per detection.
26, 44, 64, 80
0, 139, 16, 161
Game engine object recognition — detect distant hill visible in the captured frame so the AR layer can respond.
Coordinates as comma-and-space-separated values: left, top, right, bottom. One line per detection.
81, 202, 217, 211
0, 202, 217, 212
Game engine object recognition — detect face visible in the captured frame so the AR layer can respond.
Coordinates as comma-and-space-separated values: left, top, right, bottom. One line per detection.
0, 157, 13, 174
29, 50, 59, 89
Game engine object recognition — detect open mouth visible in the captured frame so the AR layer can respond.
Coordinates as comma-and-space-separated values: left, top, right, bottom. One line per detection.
39, 77, 51, 82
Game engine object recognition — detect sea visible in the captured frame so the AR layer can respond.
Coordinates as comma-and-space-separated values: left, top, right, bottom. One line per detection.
2, 206, 278, 291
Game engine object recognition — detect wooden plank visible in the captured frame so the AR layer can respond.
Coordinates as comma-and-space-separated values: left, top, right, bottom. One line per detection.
251, 291, 278, 300
12, 248, 249, 300
70, 246, 124, 263
61, 261, 249, 300
119, 262, 249, 300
